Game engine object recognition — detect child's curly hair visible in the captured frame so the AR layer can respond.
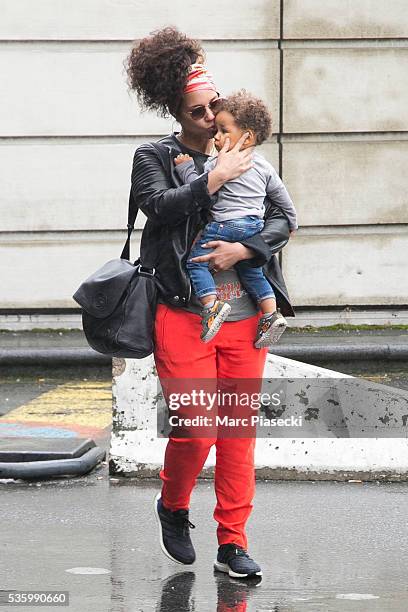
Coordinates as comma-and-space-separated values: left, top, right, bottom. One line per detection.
124, 26, 204, 118
218, 89, 272, 145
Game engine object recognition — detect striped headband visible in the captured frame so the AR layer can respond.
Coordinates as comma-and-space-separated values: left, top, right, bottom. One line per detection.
183, 63, 217, 94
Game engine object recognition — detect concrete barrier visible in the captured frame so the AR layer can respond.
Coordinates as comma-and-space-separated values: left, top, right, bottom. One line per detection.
110, 354, 408, 481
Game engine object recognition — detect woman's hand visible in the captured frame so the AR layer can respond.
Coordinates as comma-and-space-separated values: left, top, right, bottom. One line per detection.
189, 241, 255, 271
216, 133, 254, 180
207, 133, 254, 195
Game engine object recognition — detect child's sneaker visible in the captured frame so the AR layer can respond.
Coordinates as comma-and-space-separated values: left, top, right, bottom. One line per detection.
254, 310, 287, 348
200, 300, 231, 343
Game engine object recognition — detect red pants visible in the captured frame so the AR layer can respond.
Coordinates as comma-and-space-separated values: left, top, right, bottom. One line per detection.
153, 303, 267, 549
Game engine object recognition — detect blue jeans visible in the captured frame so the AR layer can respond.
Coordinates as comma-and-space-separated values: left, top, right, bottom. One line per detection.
186, 216, 275, 304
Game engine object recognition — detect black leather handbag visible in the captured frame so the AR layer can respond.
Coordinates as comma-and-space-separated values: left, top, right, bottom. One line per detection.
72, 191, 157, 358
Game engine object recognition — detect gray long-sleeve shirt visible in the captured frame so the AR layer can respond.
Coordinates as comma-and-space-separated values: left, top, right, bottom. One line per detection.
175, 151, 298, 230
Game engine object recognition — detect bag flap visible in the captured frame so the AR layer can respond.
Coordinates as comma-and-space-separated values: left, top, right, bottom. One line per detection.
73, 258, 138, 318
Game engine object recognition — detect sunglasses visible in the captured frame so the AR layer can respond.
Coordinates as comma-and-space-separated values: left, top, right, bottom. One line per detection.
186, 96, 226, 121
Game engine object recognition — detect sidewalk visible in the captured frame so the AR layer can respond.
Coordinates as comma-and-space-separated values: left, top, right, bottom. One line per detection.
1, 328, 407, 366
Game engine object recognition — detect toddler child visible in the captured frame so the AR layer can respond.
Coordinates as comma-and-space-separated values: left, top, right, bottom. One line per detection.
174, 89, 298, 347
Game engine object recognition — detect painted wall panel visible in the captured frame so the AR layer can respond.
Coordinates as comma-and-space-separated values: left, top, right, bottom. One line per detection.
284, 0, 408, 39
0, 141, 278, 231
0, 0, 280, 40
0, 43, 279, 136
2, 228, 407, 308
0, 6, 407, 313
0, 232, 141, 308
283, 140, 408, 226
283, 49, 408, 133
282, 230, 408, 306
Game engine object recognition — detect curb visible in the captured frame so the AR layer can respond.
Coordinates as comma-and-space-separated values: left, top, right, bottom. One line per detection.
273, 343, 408, 362
1, 343, 408, 366
0, 348, 111, 366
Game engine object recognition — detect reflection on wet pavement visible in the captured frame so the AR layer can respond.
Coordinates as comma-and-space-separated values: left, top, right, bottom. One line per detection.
156, 571, 262, 612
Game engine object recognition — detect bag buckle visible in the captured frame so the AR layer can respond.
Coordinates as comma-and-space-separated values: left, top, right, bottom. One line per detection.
139, 266, 155, 276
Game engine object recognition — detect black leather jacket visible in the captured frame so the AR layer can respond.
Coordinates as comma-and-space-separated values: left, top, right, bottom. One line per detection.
131, 134, 294, 317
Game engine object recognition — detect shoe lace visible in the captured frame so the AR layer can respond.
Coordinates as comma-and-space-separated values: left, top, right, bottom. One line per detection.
174, 511, 196, 536
223, 544, 250, 561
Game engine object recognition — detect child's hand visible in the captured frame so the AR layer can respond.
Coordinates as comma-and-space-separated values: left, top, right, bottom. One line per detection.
174, 153, 193, 166
290, 229, 297, 238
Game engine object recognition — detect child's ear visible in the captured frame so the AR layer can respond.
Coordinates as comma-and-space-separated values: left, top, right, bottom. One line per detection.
244, 130, 256, 145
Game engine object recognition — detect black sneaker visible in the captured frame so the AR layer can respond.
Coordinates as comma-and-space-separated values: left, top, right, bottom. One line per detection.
254, 310, 287, 348
200, 300, 231, 343
154, 492, 196, 565
214, 543, 262, 578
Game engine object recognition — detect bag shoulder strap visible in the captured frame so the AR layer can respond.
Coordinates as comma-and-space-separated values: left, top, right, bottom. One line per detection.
120, 142, 168, 267
120, 189, 139, 262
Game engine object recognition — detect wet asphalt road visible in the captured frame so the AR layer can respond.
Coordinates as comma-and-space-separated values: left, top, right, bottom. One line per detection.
1, 476, 408, 612
1, 364, 408, 611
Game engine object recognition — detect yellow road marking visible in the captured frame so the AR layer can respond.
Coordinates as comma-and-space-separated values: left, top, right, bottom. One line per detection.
1, 381, 112, 429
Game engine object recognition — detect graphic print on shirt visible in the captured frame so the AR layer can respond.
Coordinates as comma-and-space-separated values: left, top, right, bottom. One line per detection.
216, 280, 248, 302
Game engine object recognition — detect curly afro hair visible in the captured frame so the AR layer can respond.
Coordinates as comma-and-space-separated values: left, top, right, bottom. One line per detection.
218, 89, 272, 145
124, 26, 204, 118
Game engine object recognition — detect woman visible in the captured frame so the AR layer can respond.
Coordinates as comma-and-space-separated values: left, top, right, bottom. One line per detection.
126, 27, 294, 579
